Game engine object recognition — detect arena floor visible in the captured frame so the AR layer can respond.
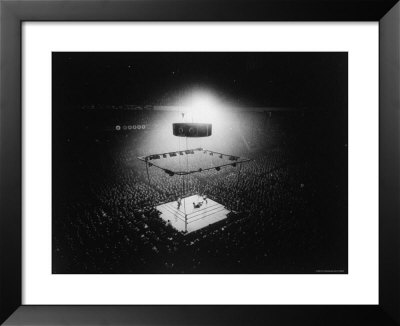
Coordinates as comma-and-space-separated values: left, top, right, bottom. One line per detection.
156, 194, 230, 233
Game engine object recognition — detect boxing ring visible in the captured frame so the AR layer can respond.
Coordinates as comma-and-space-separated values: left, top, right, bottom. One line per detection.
137, 122, 251, 233
138, 148, 250, 233
156, 194, 230, 233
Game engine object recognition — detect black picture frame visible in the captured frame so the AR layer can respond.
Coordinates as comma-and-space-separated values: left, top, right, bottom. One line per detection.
1, 0, 399, 325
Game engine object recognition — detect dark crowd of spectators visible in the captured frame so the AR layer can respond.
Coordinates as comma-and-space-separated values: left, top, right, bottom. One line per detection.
53, 110, 347, 274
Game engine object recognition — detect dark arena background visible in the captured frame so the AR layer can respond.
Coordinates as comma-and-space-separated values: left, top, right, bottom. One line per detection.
52, 52, 348, 274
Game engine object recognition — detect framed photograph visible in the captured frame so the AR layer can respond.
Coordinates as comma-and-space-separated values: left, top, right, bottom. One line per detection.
1, 0, 399, 325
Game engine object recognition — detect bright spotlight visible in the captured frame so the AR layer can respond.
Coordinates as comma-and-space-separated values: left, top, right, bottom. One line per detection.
191, 92, 218, 110
180, 89, 226, 124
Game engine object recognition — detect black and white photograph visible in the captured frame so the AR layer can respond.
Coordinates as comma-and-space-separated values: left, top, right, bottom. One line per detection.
52, 52, 348, 274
